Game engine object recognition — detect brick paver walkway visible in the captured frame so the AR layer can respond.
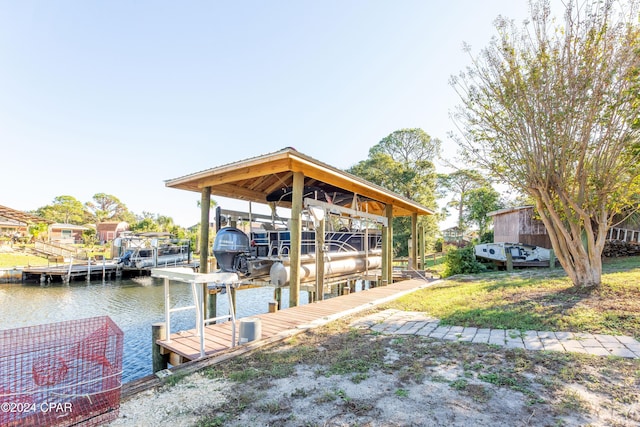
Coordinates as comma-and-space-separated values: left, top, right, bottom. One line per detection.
350, 309, 640, 359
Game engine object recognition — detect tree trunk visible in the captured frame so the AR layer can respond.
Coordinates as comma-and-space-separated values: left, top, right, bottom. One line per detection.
533, 195, 604, 288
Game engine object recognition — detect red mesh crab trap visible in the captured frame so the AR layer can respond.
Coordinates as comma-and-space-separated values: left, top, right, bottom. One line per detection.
0, 316, 123, 427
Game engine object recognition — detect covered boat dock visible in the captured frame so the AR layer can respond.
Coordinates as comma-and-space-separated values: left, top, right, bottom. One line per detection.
164, 147, 434, 309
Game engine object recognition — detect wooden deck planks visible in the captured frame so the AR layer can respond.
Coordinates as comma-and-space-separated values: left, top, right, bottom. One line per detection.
158, 278, 432, 362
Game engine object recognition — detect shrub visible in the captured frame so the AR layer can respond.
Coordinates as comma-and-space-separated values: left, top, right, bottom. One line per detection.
434, 238, 444, 252
442, 245, 486, 277
479, 230, 494, 244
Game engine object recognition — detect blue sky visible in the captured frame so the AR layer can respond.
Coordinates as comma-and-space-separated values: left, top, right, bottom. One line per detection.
1, 1, 551, 227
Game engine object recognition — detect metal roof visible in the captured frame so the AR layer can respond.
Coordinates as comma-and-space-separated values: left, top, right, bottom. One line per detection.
0, 205, 52, 224
487, 205, 534, 217
48, 223, 91, 230
165, 147, 434, 217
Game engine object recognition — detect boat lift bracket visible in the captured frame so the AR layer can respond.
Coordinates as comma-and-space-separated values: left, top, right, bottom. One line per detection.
303, 198, 388, 227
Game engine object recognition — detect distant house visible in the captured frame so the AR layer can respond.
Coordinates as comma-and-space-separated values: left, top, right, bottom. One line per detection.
96, 221, 129, 243
48, 223, 90, 245
442, 226, 465, 244
0, 217, 27, 238
488, 206, 551, 248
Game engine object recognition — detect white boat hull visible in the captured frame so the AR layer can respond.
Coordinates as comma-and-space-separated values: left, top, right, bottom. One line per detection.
474, 242, 550, 262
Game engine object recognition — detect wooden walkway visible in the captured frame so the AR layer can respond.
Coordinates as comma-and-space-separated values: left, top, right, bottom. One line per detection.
157, 278, 435, 365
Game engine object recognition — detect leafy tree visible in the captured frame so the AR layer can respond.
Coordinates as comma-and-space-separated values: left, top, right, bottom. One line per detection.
370, 128, 440, 168
450, 0, 640, 288
464, 185, 503, 235
85, 193, 135, 223
82, 228, 98, 247
28, 223, 48, 241
130, 217, 160, 233
438, 169, 487, 230
129, 213, 186, 236
348, 128, 441, 255
479, 230, 493, 244
156, 215, 174, 232
36, 195, 86, 224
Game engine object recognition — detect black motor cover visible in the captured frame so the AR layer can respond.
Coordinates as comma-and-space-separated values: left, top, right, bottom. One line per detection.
213, 227, 250, 272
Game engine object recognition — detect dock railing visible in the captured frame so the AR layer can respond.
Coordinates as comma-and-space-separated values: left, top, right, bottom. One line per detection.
35, 240, 87, 260
151, 268, 239, 358
607, 227, 640, 243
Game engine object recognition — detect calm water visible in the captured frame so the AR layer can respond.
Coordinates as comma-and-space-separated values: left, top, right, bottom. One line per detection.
0, 277, 310, 383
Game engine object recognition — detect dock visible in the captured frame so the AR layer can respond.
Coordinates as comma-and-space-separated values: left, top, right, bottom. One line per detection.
20, 261, 200, 283
22, 262, 122, 283
156, 277, 434, 366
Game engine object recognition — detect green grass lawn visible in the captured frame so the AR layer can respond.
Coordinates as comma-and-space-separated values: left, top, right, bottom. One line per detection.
385, 256, 640, 339
0, 243, 112, 268
0, 251, 49, 268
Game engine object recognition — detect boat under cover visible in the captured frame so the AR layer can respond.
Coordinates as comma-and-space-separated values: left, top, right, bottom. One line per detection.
212, 226, 382, 286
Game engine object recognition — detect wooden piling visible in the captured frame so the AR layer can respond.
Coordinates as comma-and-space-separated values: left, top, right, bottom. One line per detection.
506, 251, 513, 272
231, 288, 237, 314
274, 288, 282, 309
208, 292, 217, 320
152, 322, 168, 373
65, 258, 73, 283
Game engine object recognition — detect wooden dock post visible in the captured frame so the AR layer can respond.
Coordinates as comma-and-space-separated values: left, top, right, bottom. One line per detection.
152, 322, 168, 373
506, 251, 513, 272
208, 292, 217, 320
419, 225, 425, 270
274, 288, 282, 310
314, 214, 325, 302
231, 287, 237, 315
289, 171, 304, 308
549, 249, 556, 269
65, 258, 73, 284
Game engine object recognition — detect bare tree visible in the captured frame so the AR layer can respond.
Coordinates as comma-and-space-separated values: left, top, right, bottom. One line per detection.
451, 0, 640, 287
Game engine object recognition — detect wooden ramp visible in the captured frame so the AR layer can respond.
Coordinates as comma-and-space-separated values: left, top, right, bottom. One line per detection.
157, 278, 434, 365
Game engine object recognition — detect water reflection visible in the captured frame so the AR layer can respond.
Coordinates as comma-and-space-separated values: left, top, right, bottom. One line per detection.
0, 277, 311, 383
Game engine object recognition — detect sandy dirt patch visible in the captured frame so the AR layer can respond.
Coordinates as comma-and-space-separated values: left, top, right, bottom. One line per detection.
110, 309, 639, 427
